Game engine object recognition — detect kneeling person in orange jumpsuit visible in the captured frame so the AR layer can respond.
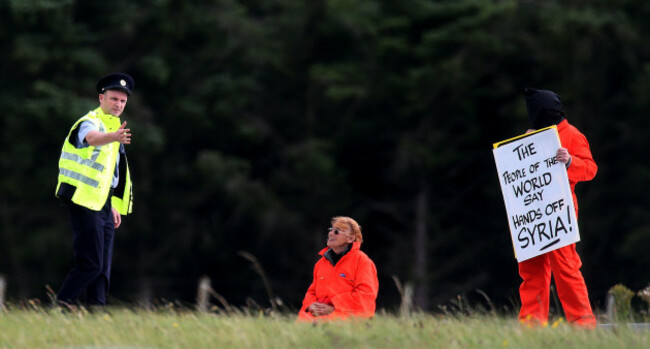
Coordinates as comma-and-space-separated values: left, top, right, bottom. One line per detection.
519, 88, 597, 328
298, 216, 379, 321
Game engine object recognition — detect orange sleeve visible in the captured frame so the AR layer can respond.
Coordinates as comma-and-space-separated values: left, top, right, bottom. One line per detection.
298, 265, 319, 315
329, 255, 379, 318
566, 130, 597, 183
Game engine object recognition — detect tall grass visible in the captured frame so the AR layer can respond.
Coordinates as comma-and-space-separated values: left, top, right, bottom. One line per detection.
0, 306, 648, 349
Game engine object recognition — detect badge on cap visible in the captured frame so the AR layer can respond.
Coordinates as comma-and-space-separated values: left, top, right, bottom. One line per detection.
120, 79, 126, 86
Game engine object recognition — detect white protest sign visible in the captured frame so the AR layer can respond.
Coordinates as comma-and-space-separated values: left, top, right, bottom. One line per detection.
493, 126, 579, 262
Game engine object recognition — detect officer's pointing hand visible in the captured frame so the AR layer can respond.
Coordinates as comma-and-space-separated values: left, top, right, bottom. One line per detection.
114, 121, 131, 144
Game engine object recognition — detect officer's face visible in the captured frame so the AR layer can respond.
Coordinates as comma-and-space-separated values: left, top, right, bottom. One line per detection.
99, 90, 128, 116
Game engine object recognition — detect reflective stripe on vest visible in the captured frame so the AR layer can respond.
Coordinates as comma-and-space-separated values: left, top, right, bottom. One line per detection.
91, 122, 105, 161
59, 168, 100, 187
61, 151, 105, 172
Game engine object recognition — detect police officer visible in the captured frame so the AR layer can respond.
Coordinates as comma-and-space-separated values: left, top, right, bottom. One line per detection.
55, 73, 134, 307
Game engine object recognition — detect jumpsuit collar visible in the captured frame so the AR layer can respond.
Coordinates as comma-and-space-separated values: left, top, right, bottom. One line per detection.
320, 242, 361, 266
556, 119, 568, 131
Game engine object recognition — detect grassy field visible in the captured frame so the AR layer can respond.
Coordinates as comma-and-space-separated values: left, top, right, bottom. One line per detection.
0, 306, 648, 348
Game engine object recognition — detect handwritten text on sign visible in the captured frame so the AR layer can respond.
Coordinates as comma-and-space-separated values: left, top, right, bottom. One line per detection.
493, 127, 579, 262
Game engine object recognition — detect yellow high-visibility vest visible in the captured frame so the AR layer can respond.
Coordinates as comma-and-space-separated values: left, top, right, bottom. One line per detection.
55, 107, 133, 215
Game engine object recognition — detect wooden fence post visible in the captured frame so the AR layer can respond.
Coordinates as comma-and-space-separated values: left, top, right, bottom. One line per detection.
0, 275, 6, 311
392, 276, 413, 317
606, 293, 616, 322
197, 276, 210, 312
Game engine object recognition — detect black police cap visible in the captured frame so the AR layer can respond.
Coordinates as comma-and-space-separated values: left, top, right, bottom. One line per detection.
96, 73, 135, 95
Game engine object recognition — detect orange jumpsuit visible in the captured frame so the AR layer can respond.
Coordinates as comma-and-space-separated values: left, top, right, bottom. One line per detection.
298, 242, 379, 321
518, 119, 597, 327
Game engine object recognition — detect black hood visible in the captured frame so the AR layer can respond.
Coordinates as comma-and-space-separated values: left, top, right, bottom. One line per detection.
523, 88, 565, 129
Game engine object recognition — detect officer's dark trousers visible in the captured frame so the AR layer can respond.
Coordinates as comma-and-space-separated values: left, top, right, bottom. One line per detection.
57, 195, 114, 306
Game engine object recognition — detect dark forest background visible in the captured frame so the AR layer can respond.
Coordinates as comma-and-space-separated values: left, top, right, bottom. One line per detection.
1, 0, 649, 314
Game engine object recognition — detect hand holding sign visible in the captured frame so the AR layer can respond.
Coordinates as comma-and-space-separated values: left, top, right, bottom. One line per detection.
493, 126, 580, 262
556, 147, 571, 164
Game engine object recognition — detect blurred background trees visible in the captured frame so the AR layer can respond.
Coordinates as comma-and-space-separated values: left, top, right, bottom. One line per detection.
1, 0, 649, 313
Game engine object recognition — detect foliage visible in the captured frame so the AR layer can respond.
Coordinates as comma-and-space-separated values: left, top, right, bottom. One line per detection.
608, 284, 635, 322
639, 285, 650, 316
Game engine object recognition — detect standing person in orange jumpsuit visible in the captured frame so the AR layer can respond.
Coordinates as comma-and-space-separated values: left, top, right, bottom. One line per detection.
298, 216, 379, 321
519, 88, 598, 328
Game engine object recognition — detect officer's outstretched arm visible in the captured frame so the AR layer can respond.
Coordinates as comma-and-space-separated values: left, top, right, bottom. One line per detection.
86, 121, 131, 146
